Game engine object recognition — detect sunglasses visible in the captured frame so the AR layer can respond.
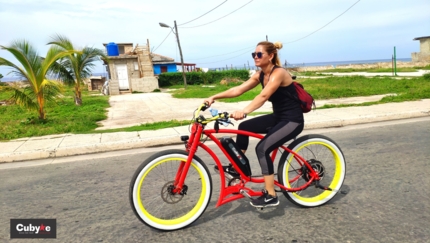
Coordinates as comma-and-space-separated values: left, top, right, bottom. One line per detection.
251, 52, 265, 59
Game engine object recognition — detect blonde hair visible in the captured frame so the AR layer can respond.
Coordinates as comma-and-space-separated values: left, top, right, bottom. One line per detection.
257, 41, 283, 66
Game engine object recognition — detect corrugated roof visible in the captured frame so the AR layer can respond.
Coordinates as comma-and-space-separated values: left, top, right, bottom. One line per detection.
151, 53, 175, 62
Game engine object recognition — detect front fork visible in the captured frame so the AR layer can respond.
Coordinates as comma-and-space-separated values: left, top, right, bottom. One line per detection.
172, 123, 203, 193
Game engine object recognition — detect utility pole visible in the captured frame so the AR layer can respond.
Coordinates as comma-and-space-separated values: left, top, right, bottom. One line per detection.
393, 46, 397, 76
159, 21, 187, 88
174, 21, 187, 88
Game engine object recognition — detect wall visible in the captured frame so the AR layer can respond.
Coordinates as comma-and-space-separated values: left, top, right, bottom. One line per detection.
130, 77, 159, 92
419, 39, 430, 53
412, 38, 430, 62
153, 63, 177, 75
107, 57, 139, 94
412, 53, 430, 62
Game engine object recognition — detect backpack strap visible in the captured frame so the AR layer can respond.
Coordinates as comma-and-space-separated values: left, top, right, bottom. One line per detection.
259, 66, 278, 87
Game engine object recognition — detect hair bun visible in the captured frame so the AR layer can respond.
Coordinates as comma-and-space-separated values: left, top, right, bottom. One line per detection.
274, 41, 283, 50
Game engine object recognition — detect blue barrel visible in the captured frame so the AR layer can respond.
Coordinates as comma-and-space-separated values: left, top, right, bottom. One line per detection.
106, 42, 119, 56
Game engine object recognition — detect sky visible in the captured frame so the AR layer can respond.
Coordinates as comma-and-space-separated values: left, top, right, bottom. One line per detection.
1, 0, 429, 77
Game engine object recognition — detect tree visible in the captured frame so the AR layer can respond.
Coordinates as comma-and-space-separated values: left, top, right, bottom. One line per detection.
0, 40, 75, 120
48, 34, 108, 105
0, 73, 3, 80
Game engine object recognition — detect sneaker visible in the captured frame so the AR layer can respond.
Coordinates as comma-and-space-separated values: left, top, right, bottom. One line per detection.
250, 189, 279, 208
214, 164, 239, 177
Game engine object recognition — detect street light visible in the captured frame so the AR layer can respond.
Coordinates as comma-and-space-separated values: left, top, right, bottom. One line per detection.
159, 21, 187, 89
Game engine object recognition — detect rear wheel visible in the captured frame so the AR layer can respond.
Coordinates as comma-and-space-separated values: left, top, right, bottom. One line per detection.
277, 134, 346, 207
129, 149, 212, 231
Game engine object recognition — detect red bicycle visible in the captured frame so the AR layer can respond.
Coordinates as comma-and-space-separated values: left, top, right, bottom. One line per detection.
129, 103, 346, 231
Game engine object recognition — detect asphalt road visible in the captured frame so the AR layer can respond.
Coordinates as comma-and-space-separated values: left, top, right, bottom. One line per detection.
1, 118, 429, 243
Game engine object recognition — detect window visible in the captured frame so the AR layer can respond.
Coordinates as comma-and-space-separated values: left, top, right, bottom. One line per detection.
118, 45, 125, 54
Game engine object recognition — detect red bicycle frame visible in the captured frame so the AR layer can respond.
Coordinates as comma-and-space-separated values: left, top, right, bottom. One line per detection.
173, 120, 321, 208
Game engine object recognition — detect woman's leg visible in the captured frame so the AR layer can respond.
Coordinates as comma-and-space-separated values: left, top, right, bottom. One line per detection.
256, 121, 304, 197
236, 114, 277, 151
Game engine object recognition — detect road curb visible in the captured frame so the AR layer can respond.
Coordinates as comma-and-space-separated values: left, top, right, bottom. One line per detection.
1, 111, 429, 163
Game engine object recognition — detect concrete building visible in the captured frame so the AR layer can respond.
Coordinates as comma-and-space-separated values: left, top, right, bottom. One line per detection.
151, 53, 176, 75
103, 41, 159, 95
412, 36, 430, 62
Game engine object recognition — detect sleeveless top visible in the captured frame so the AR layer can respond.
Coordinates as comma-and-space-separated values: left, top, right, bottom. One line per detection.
259, 66, 304, 123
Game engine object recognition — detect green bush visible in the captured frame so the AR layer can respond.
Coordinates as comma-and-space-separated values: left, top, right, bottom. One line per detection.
423, 73, 430, 80
158, 69, 250, 87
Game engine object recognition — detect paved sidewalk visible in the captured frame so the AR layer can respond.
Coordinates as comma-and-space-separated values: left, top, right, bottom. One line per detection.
1, 93, 430, 163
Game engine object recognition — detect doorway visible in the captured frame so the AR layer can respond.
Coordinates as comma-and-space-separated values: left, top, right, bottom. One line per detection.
116, 64, 129, 90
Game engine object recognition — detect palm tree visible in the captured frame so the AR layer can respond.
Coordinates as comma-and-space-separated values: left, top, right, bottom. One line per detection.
0, 40, 76, 120
48, 34, 108, 106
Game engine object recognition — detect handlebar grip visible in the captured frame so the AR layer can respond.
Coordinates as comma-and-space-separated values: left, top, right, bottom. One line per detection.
228, 113, 247, 118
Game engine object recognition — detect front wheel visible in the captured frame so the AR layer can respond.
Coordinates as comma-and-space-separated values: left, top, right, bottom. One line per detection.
129, 149, 212, 231
277, 134, 346, 207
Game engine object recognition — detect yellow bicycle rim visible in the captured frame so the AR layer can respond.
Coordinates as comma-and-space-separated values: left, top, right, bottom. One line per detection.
136, 157, 207, 226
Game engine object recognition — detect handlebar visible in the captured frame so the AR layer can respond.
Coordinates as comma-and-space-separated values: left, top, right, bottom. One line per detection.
194, 103, 246, 126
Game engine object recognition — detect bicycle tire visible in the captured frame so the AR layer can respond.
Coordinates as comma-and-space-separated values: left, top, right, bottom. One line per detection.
277, 134, 346, 207
129, 149, 212, 231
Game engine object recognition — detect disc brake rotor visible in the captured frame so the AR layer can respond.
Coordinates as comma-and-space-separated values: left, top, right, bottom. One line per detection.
160, 181, 186, 204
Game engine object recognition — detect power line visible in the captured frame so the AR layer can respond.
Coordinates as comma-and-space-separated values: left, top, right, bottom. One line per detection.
189, 46, 255, 61
178, 0, 228, 26
283, 0, 361, 44
152, 30, 172, 53
190, 0, 361, 64
197, 47, 254, 64
180, 0, 254, 29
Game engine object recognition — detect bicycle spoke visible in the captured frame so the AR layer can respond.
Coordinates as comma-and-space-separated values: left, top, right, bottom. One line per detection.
278, 135, 346, 207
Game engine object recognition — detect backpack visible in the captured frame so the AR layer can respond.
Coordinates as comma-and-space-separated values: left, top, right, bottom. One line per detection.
259, 68, 316, 113
290, 81, 316, 113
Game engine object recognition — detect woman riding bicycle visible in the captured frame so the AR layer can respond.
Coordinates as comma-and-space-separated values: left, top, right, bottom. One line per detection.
204, 41, 304, 208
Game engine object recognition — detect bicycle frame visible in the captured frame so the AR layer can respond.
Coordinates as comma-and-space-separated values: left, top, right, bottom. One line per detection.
174, 119, 322, 208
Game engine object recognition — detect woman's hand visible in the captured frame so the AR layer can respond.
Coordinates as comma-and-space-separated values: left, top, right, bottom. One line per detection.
231, 110, 247, 121
203, 97, 215, 106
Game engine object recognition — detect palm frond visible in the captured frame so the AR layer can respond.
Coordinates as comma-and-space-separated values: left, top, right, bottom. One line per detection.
0, 42, 37, 84
40, 79, 63, 102
0, 56, 31, 81
47, 34, 74, 51
49, 58, 75, 84
11, 87, 38, 110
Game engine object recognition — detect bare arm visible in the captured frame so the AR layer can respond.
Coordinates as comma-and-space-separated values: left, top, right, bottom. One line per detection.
204, 73, 260, 105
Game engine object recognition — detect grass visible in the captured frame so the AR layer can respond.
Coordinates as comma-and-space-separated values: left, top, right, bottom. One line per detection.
170, 75, 430, 116
92, 120, 192, 133
0, 89, 110, 140
1, 74, 430, 141
171, 75, 430, 101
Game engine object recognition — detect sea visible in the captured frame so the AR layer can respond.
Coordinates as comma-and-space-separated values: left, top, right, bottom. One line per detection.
0, 58, 412, 82
287, 57, 412, 68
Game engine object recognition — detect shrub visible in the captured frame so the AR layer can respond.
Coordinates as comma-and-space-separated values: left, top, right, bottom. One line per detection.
158, 69, 250, 87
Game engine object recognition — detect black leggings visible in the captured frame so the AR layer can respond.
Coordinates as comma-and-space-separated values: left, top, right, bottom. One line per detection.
236, 114, 304, 175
